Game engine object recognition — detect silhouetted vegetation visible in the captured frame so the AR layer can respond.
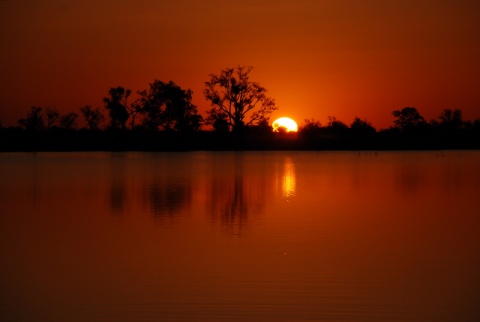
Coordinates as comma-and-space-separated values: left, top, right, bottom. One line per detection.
103, 87, 132, 130
80, 105, 105, 130
58, 112, 79, 130
1, 66, 480, 151
138, 80, 202, 132
18, 106, 45, 131
350, 117, 376, 136
204, 65, 278, 133
45, 107, 60, 130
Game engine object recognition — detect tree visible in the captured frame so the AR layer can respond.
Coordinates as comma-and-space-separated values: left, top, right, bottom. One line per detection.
103, 87, 131, 129
204, 66, 277, 132
392, 107, 426, 132
80, 105, 105, 130
438, 109, 463, 132
473, 119, 480, 133
299, 118, 322, 137
250, 118, 272, 136
18, 106, 45, 131
127, 100, 142, 130
276, 125, 288, 133
139, 80, 202, 131
45, 107, 60, 130
205, 107, 229, 133
58, 112, 78, 130
326, 116, 349, 135
350, 117, 376, 135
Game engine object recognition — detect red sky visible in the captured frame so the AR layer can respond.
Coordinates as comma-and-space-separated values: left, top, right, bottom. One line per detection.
1, 0, 479, 129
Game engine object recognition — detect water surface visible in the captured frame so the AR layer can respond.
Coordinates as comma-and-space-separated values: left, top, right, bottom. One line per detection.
1, 151, 480, 321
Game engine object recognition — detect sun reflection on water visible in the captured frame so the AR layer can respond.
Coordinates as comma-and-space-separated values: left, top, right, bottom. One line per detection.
282, 157, 296, 200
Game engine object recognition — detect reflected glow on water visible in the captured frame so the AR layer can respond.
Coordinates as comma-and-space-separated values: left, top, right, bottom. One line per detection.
281, 157, 296, 199
1, 151, 480, 321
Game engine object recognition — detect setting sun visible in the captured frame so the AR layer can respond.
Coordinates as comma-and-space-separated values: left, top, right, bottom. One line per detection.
272, 117, 298, 132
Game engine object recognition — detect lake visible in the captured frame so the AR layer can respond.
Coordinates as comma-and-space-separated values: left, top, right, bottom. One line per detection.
1, 151, 480, 321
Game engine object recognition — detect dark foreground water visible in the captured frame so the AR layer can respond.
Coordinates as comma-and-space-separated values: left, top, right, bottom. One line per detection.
1, 151, 480, 322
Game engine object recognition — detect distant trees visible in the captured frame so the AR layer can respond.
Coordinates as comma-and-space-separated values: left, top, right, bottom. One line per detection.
298, 117, 376, 137
58, 112, 78, 130
18, 107, 45, 131
350, 117, 376, 135
100, 81, 202, 132
139, 80, 202, 132
298, 118, 322, 137
7, 65, 480, 151
204, 66, 277, 132
205, 107, 229, 133
325, 116, 349, 135
17, 106, 82, 131
438, 108, 463, 132
80, 105, 105, 130
392, 107, 426, 132
103, 87, 131, 130
45, 107, 60, 130
391, 107, 469, 135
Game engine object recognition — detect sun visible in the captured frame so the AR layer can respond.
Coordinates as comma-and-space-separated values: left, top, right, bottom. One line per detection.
272, 117, 298, 132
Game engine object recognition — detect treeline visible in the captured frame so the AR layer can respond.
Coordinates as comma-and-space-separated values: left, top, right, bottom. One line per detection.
1, 106, 479, 151
1, 65, 479, 151
294, 107, 480, 150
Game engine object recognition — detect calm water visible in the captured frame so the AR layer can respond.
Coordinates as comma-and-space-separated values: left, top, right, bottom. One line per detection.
1, 151, 480, 321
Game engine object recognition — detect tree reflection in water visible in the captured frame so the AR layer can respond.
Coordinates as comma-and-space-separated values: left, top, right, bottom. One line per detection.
207, 153, 267, 234
144, 155, 193, 221
106, 152, 291, 228
109, 155, 127, 215
221, 174, 248, 226
108, 153, 193, 220
148, 180, 190, 221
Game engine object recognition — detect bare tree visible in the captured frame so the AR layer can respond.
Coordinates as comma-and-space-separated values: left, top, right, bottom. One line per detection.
80, 105, 105, 130
438, 109, 463, 131
58, 112, 78, 130
45, 107, 60, 130
18, 106, 45, 131
204, 66, 277, 132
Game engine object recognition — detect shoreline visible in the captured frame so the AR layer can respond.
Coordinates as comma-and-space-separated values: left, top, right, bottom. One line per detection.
1, 128, 479, 152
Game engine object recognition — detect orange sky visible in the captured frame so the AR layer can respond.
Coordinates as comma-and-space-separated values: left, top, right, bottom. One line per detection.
1, 0, 479, 129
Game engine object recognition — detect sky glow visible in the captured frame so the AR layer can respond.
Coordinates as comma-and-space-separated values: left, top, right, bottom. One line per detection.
1, 0, 479, 128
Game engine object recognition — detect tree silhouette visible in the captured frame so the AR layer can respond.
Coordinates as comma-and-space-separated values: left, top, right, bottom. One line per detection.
45, 107, 60, 130
473, 119, 480, 132
58, 112, 78, 130
103, 87, 131, 130
139, 80, 202, 131
80, 105, 105, 130
204, 66, 277, 133
350, 117, 376, 135
392, 107, 426, 132
18, 106, 45, 131
252, 119, 273, 135
299, 118, 322, 137
438, 109, 463, 132
205, 107, 229, 133
326, 116, 349, 135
